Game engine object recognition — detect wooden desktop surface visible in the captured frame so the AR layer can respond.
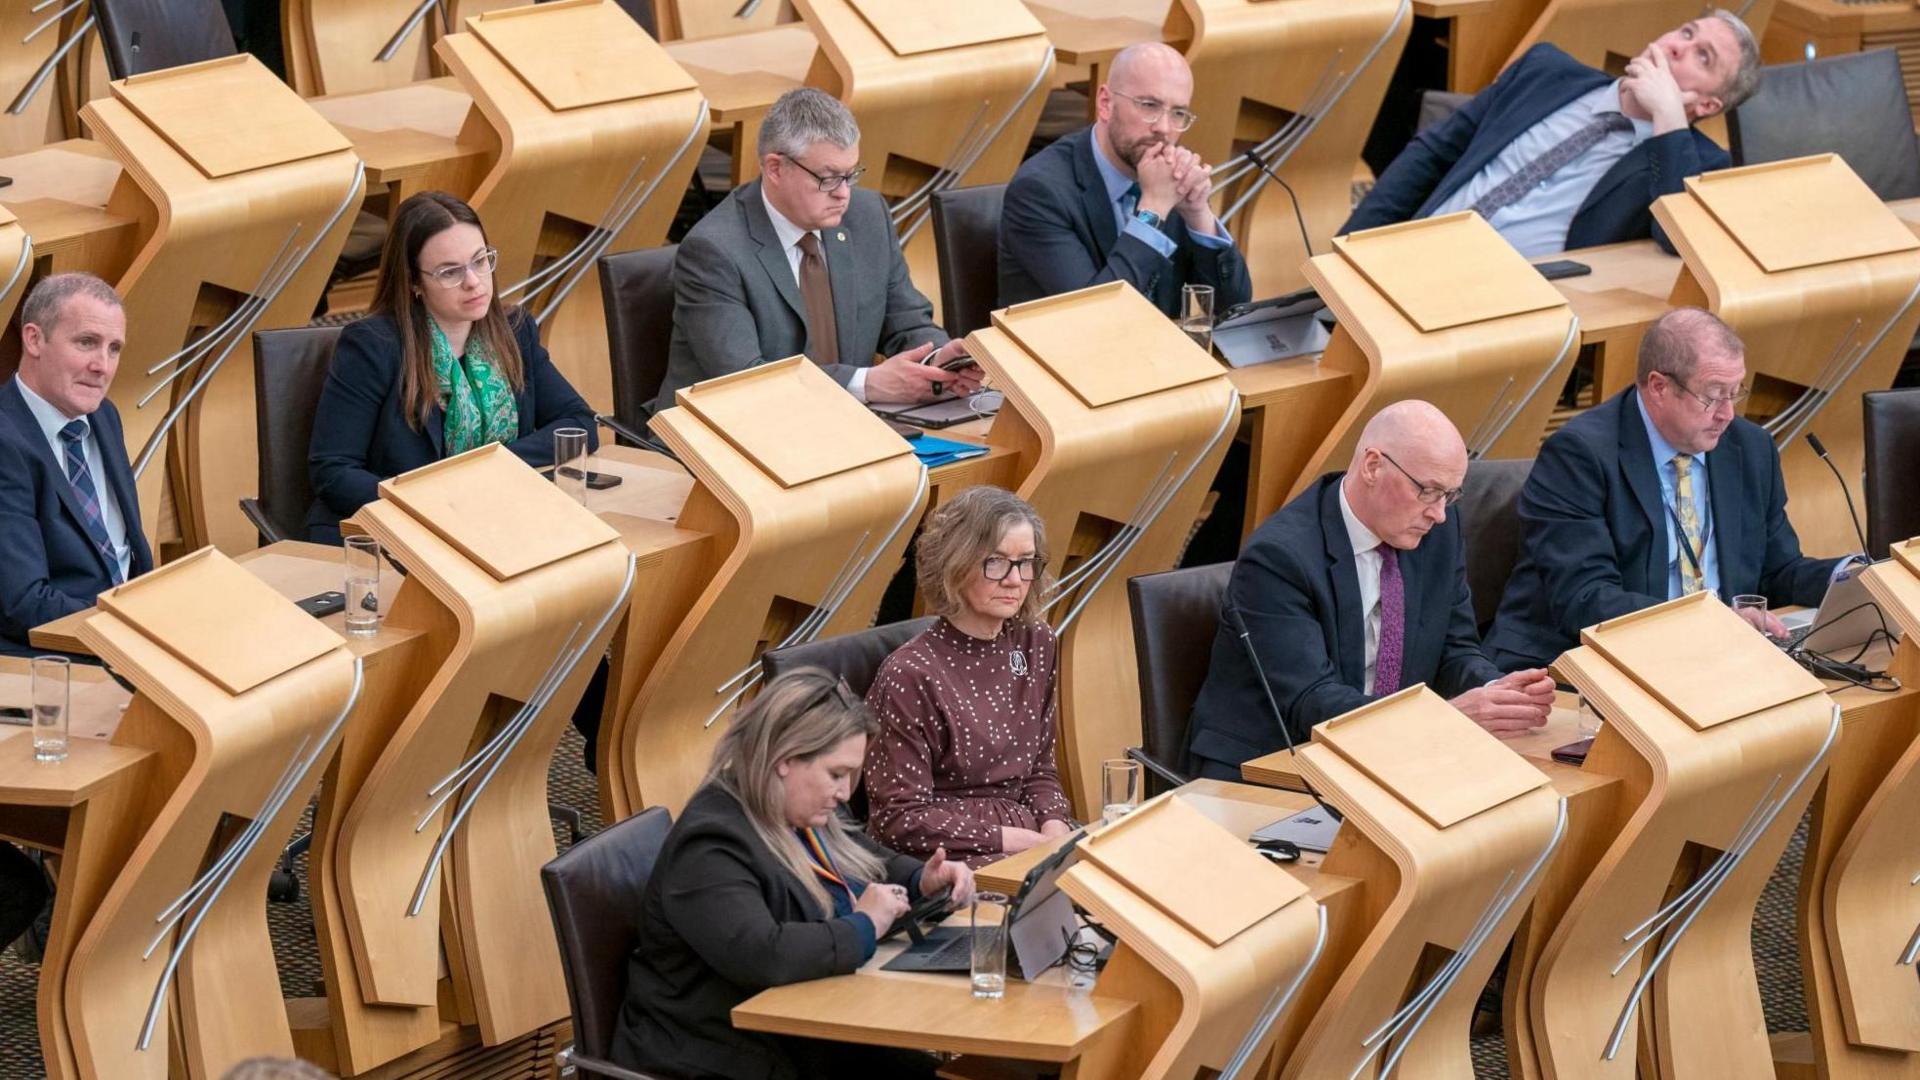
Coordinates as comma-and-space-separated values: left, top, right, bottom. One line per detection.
1412, 0, 1499, 14
664, 25, 819, 125
309, 77, 491, 188
0, 140, 139, 267
1021, 0, 1167, 66
0, 659, 143, 809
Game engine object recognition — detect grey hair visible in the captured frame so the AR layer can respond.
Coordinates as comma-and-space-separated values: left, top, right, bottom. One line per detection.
1707, 8, 1762, 110
1636, 306, 1744, 386
757, 87, 860, 159
20, 272, 121, 337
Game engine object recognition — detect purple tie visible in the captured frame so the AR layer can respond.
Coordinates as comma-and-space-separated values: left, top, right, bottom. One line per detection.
1374, 543, 1403, 695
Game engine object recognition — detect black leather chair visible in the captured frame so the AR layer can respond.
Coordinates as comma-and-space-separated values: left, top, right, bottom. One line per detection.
1728, 49, 1920, 201
1864, 388, 1920, 557
93, 0, 237, 78
929, 184, 1005, 339
1454, 457, 1533, 635
540, 806, 673, 1080
597, 245, 678, 446
242, 325, 342, 546
1126, 562, 1232, 795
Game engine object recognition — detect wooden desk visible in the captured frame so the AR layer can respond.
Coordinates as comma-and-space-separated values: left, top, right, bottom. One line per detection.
1022, 0, 1168, 67
1413, 0, 1499, 13
1553, 239, 1682, 401
0, 660, 140, 811
308, 77, 494, 206
664, 25, 819, 181
0, 140, 139, 275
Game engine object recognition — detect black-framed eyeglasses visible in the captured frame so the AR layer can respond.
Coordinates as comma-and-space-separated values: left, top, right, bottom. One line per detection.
982, 555, 1046, 582
1655, 369, 1749, 412
1111, 90, 1198, 132
1379, 450, 1463, 507
420, 247, 498, 289
782, 154, 867, 193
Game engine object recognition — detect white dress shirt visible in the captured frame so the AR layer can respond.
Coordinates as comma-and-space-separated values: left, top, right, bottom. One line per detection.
1431, 81, 1653, 258
1337, 482, 1387, 695
16, 378, 131, 580
761, 187, 870, 401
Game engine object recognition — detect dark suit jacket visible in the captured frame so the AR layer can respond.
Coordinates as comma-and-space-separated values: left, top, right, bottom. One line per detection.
306, 310, 595, 543
653, 181, 945, 414
0, 379, 152, 657
998, 127, 1253, 316
609, 784, 923, 1080
1344, 44, 1730, 252
1185, 473, 1502, 777
1485, 387, 1839, 671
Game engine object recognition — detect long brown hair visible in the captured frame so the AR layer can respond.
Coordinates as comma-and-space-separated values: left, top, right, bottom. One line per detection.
706, 668, 886, 913
371, 191, 525, 429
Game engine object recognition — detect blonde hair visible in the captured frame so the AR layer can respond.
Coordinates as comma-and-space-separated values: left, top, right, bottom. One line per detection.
706, 668, 885, 912
914, 485, 1051, 621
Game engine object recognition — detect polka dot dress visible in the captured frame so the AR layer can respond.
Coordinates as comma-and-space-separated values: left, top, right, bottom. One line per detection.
862, 617, 1073, 868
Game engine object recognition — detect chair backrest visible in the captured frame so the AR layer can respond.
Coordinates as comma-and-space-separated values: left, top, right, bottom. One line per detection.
1728, 49, 1920, 201
929, 184, 1005, 339
93, 0, 237, 78
1127, 562, 1232, 788
760, 617, 939, 697
1455, 457, 1533, 634
599, 245, 679, 434
540, 806, 674, 1063
1864, 388, 1920, 558
251, 325, 343, 544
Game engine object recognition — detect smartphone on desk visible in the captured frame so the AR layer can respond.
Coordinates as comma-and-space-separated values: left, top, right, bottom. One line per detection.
295, 591, 347, 618
1551, 737, 1593, 765
0, 705, 29, 726
1533, 259, 1592, 281
556, 466, 623, 490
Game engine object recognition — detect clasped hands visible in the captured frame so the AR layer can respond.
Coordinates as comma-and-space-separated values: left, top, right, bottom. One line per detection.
1135, 143, 1222, 238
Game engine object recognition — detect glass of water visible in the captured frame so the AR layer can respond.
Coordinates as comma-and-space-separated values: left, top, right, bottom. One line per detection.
554, 426, 590, 503
1102, 758, 1142, 825
32, 655, 69, 762
970, 892, 1010, 999
1180, 284, 1215, 355
343, 535, 382, 638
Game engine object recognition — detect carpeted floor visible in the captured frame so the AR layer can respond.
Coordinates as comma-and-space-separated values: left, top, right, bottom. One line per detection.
0, 725, 1813, 1079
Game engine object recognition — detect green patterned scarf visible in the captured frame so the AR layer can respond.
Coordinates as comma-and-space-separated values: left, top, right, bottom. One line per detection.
429, 320, 519, 456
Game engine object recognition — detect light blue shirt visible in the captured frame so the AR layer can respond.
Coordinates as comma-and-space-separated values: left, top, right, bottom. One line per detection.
16, 377, 131, 581
1432, 81, 1652, 258
1088, 133, 1233, 260
1636, 393, 1718, 600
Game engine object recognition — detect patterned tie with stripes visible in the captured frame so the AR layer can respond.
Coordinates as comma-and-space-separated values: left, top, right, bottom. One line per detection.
58, 418, 122, 584
1672, 454, 1704, 596
1471, 111, 1635, 222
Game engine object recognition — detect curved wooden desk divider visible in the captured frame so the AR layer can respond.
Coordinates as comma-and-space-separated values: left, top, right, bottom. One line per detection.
793, 0, 1054, 314
1279, 212, 1579, 509
333, 445, 634, 1048
1525, 593, 1838, 1080
283, 0, 518, 97
436, 0, 709, 413
1652, 153, 1920, 557
608, 356, 925, 817
79, 54, 364, 554
0, 205, 33, 328
0, 1, 81, 153
57, 547, 360, 1080
965, 281, 1238, 816
1058, 793, 1326, 1078
1174, 0, 1410, 298
1275, 686, 1565, 1080
654, 0, 795, 41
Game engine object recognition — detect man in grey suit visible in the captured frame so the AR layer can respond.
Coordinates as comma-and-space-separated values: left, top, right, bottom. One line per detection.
652, 89, 982, 414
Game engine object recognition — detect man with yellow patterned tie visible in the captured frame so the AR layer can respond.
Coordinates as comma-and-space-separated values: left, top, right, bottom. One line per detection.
1485, 307, 1855, 671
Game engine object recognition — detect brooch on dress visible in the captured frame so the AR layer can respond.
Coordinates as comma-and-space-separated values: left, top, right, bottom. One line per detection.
1009, 649, 1028, 677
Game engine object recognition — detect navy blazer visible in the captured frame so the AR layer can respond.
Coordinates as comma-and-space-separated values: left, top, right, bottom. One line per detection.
306, 310, 596, 542
1344, 45, 1730, 252
1485, 388, 1839, 671
0, 379, 152, 656
1185, 473, 1502, 778
998, 127, 1254, 317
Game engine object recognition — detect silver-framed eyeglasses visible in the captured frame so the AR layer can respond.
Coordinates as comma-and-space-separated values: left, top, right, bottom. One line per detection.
982, 555, 1046, 582
783, 154, 867, 193
1658, 370, 1750, 412
421, 247, 499, 289
1379, 450, 1464, 507
1111, 90, 1198, 132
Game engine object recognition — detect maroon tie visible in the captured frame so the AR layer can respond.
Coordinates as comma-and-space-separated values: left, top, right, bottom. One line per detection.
1374, 543, 1404, 695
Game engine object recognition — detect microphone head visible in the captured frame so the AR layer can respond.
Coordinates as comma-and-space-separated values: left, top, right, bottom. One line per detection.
1805, 432, 1829, 458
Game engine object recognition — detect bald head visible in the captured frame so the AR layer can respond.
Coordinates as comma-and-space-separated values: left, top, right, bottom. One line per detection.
1343, 401, 1468, 550
1096, 43, 1195, 174
1109, 43, 1191, 95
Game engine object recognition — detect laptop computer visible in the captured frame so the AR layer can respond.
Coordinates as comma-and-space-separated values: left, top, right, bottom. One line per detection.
1778, 560, 1893, 654
881, 832, 1082, 977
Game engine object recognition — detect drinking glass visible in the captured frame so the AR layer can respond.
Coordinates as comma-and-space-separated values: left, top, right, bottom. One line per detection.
970, 892, 1010, 999
1102, 758, 1142, 825
344, 535, 382, 638
554, 426, 590, 503
1733, 595, 1768, 619
1576, 693, 1603, 740
32, 655, 69, 762
1180, 284, 1215, 354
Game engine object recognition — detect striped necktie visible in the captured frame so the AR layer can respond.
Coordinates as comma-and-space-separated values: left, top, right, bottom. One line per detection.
58, 418, 122, 584
1672, 454, 1705, 596
1472, 111, 1635, 221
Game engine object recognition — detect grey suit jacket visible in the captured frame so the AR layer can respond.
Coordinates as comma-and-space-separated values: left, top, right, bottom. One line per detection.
652, 180, 947, 414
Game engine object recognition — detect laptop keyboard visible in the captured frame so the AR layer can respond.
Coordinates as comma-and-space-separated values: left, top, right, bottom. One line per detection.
912, 931, 973, 967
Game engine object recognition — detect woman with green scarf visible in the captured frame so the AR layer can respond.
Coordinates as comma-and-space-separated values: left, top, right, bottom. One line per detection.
308, 191, 597, 543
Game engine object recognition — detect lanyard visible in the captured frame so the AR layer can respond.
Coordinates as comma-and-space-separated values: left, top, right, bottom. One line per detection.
799, 828, 848, 890
1663, 486, 1712, 585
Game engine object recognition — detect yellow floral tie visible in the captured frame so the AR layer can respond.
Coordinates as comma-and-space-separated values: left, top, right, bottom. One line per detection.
1672, 454, 1704, 596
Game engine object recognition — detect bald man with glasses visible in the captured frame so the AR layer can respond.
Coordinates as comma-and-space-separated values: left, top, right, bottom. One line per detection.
1185, 401, 1554, 781
998, 42, 1251, 317
1486, 308, 1854, 671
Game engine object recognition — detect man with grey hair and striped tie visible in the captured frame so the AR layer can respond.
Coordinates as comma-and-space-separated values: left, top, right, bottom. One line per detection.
1345, 11, 1761, 256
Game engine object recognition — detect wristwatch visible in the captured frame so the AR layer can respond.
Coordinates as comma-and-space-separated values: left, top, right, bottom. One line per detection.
1133, 207, 1163, 230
